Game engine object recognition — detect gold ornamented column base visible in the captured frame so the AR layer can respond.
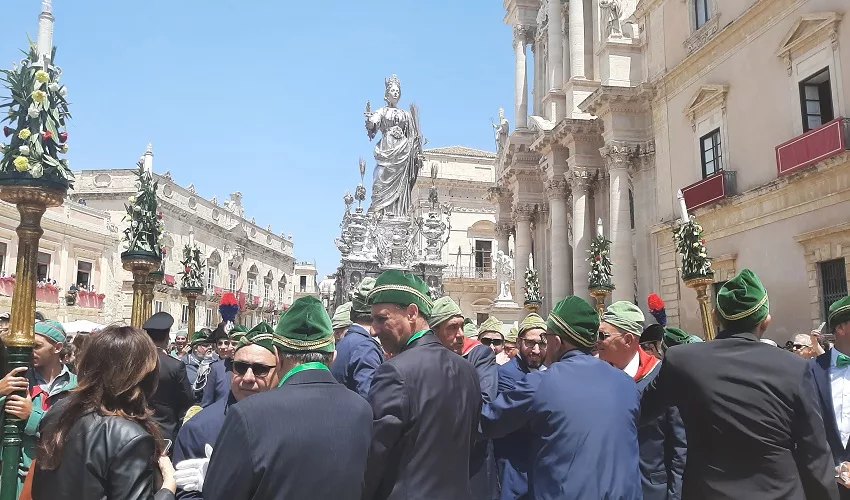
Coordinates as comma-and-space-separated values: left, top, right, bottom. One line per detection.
181, 287, 203, 335
523, 301, 541, 313
589, 287, 613, 318
122, 253, 161, 328
684, 275, 717, 341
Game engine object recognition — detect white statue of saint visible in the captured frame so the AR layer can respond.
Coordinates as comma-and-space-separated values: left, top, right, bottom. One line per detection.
492, 108, 510, 153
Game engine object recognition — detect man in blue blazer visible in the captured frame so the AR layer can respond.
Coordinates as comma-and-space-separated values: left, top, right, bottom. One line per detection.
330, 277, 385, 398
811, 295, 850, 498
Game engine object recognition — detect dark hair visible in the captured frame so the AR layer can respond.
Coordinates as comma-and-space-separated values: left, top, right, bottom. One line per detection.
350, 311, 372, 324
35, 311, 45, 321
37, 325, 163, 470
280, 351, 333, 365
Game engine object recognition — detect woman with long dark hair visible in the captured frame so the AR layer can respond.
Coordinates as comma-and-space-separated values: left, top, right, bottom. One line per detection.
32, 325, 176, 499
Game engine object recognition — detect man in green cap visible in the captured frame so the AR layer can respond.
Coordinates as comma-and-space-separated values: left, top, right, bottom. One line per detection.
332, 301, 353, 341
809, 294, 850, 497
480, 296, 641, 498
203, 296, 373, 500
364, 270, 481, 499
478, 315, 505, 357
598, 302, 686, 500
173, 322, 281, 498
642, 269, 836, 498
502, 327, 519, 363
0, 319, 77, 495
492, 312, 549, 499
331, 277, 385, 399
429, 296, 499, 499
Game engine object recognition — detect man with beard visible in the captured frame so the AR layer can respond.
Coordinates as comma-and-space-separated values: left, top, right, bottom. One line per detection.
494, 312, 548, 499
597, 301, 686, 500
364, 271, 480, 499
430, 296, 499, 499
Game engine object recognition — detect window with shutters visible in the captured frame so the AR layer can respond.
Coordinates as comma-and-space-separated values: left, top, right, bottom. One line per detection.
820, 258, 848, 321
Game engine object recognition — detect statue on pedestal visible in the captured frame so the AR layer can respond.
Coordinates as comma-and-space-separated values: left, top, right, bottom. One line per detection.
492, 108, 510, 153
600, 0, 624, 38
364, 75, 424, 217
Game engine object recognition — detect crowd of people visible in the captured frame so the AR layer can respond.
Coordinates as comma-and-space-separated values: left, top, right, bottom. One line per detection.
0, 267, 848, 499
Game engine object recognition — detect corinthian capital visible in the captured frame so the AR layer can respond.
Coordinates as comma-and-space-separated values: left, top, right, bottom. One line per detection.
512, 203, 535, 222
513, 24, 535, 46
566, 167, 594, 193
545, 179, 569, 201
600, 141, 637, 171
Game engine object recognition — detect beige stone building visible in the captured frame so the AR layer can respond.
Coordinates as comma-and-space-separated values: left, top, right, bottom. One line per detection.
412, 146, 514, 323
72, 146, 300, 330
293, 261, 319, 302
494, 0, 849, 340
0, 198, 123, 324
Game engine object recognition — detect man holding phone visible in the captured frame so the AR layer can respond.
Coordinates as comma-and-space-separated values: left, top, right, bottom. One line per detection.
172, 322, 281, 499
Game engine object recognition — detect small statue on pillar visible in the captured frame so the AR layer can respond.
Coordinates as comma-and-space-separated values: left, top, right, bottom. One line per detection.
600, 0, 624, 38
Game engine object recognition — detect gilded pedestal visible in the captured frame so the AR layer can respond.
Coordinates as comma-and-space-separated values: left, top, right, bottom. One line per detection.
589, 287, 613, 317
0, 184, 65, 500
121, 252, 161, 328
684, 275, 716, 341
523, 301, 541, 313
181, 287, 203, 335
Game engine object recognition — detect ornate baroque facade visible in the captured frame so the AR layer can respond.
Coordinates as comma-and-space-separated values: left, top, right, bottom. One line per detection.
496, 0, 850, 340
72, 146, 299, 330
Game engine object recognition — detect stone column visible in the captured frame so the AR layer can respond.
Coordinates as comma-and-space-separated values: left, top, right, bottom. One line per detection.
547, 0, 564, 91
568, 170, 593, 300
513, 25, 530, 129
495, 223, 512, 258
569, 0, 585, 80
546, 180, 571, 302
602, 143, 636, 302
512, 205, 534, 302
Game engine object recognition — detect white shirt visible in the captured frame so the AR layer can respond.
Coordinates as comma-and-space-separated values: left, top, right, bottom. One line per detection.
623, 351, 640, 379
830, 347, 850, 446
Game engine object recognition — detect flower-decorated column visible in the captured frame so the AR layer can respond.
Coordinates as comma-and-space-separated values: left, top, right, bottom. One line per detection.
523, 253, 543, 313
0, 4, 72, 496
587, 218, 614, 316
673, 189, 716, 340
179, 242, 205, 335
121, 162, 163, 327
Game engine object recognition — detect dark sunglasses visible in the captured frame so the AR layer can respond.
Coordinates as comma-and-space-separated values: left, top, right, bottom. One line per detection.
792, 344, 808, 351
480, 338, 504, 347
597, 331, 623, 341
217, 340, 237, 347
232, 361, 275, 377
520, 338, 547, 349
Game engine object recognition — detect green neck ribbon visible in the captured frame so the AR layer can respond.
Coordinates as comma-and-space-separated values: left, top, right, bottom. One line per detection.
406, 329, 429, 346
277, 361, 330, 388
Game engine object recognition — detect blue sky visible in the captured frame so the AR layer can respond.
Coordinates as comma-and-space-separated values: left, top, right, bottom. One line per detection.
1, 1, 515, 278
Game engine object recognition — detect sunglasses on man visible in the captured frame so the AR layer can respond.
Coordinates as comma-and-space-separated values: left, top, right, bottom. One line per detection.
217, 340, 238, 347
232, 361, 275, 377
480, 338, 504, 347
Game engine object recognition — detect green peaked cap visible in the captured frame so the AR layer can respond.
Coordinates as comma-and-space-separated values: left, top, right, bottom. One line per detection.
332, 302, 353, 329
463, 318, 478, 338
601, 301, 645, 337
236, 321, 281, 356
547, 296, 599, 348
829, 296, 850, 332
506, 327, 518, 342
190, 329, 210, 346
519, 313, 547, 336
34, 319, 66, 344
479, 316, 504, 336
661, 327, 697, 353
230, 324, 249, 343
429, 296, 463, 328
351, 277, 377, 314
274, 296, 335, 353
716, 269, 769, 331
368, 270, 433, 318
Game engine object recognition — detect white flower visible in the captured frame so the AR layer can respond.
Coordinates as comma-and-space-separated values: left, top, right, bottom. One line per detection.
48, 82, 60, 93
0, 143, 5, 152
59, 87, 68, 98
27, 106, 39, 118
19, 145, 30, 155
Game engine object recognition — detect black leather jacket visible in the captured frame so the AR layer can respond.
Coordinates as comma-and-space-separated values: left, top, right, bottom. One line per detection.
32, 409, 174, 500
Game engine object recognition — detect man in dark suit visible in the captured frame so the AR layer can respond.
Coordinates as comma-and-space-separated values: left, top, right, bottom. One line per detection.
364, 270, 481, 500
493, 312, 548, 500
203, 296, 373, 500
598, 301, 686, 500
642, 269, 837, 499
430, 296, 499, 499
330, 277, 385, 398
811, 295, 850, 498
480, 296, 642, 499
143, 311, 194, 444
200, 324, 247, 407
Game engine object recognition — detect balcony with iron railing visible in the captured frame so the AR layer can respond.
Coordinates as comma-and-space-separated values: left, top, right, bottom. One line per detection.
681, 170, 738, 212
442, 265, 498, 280
775, 117, 850, 176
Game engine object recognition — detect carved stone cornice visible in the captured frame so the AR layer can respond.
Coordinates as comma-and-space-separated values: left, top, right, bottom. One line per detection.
634, 140, 656, 172
684, 85, 729, 129
777, 12, 843, 75
495, 222, 514, 238
486, 186, 511, 204
545, 179, 570, 201
579, 84, 656, 117
551, 118, 603, 144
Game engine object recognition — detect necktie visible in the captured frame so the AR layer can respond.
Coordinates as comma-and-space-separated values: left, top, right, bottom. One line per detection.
837, 353, 850, 368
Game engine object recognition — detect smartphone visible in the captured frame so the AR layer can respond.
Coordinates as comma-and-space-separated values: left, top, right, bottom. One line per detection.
163, 439, 172, 456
